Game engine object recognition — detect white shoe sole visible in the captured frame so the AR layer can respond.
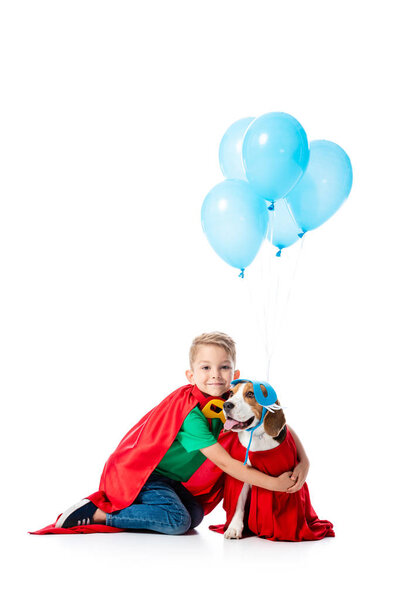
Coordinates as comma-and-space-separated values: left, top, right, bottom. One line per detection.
55, 498, 91, 528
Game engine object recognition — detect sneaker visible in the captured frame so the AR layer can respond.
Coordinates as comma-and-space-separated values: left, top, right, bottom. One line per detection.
55, 499, 98, 528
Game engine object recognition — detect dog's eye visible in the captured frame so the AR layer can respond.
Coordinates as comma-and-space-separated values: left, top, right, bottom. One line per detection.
246, 391, 255, 398
227, 390, 233, 398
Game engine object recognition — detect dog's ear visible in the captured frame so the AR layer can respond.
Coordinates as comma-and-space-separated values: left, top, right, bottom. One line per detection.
264, 399, 286, 437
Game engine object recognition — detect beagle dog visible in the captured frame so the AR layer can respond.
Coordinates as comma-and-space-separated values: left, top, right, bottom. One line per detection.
222, 380, 286, 539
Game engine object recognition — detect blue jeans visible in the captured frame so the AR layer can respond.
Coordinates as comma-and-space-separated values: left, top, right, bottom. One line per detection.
105, 473, 204, 535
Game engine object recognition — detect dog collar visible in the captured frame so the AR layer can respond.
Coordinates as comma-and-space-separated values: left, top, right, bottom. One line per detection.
230, 378, 281, 464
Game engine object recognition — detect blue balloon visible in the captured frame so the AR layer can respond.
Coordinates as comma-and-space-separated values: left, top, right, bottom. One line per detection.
201, 179, 268, 274
242, 112, 309, 201
219, 117, 255, 180
267, 199, 302, 254
286, 140, 353, 232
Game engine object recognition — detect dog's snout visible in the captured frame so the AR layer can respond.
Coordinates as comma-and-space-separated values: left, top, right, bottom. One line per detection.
223, 401, 234, 411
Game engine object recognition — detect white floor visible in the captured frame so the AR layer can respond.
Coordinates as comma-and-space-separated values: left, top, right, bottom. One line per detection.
9, 504, 395, 600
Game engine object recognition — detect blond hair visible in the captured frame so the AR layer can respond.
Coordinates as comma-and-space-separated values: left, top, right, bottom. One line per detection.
189, 332, 236, 367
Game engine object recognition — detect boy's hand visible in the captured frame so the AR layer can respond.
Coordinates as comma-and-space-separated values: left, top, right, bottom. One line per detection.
274, 471, 296, 492
286, 458, 310, 493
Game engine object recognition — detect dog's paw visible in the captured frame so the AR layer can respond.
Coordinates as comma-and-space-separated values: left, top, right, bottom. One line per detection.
224, 526, 243, 539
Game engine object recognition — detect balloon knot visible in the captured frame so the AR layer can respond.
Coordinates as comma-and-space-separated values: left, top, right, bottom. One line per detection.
267, 203, 275, 211
276, 249, 282, 257
298, 232, 305, 238
238, 268, 245, 278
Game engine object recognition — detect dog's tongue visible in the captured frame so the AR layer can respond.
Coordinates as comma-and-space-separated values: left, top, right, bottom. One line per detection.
224, 418, 241, 431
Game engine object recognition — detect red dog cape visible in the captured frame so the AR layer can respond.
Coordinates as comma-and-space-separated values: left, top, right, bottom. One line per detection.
31, 384, 217, 535
203, 428, 334, 542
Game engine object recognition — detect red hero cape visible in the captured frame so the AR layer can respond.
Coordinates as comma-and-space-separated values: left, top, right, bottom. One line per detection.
30, 384, 220, 535
204, 428, 335, 542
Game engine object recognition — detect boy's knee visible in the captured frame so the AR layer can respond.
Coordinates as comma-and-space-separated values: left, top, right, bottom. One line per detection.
169, 502, 204, 533
166, 508, 192, 535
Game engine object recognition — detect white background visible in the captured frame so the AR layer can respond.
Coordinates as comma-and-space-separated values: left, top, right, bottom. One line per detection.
1, 1, 399, 598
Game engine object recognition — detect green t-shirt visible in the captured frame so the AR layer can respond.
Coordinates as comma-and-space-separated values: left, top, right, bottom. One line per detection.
154, 406, 223, 482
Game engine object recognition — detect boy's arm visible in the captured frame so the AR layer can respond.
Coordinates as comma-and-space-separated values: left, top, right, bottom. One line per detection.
286, 425, 310, 493
200, 443, 294, 492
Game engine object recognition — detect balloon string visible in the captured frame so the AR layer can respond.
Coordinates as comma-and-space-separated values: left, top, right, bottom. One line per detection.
284, 198, 305, 237
266, 199, 305, 371
244, 204, 273, 380
244, 257, 265, 371
245, 200, 305, 382
269, 233, 306, 361
264, 204, 275, 378
268, 233, 282, 375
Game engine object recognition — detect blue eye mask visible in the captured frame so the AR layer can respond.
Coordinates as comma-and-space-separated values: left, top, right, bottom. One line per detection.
230, 378, 282, 464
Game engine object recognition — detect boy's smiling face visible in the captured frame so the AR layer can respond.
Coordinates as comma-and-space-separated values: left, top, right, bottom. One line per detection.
185, 344, 240, 396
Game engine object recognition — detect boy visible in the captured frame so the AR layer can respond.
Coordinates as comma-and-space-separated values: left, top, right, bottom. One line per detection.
36, 332, 309, 535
